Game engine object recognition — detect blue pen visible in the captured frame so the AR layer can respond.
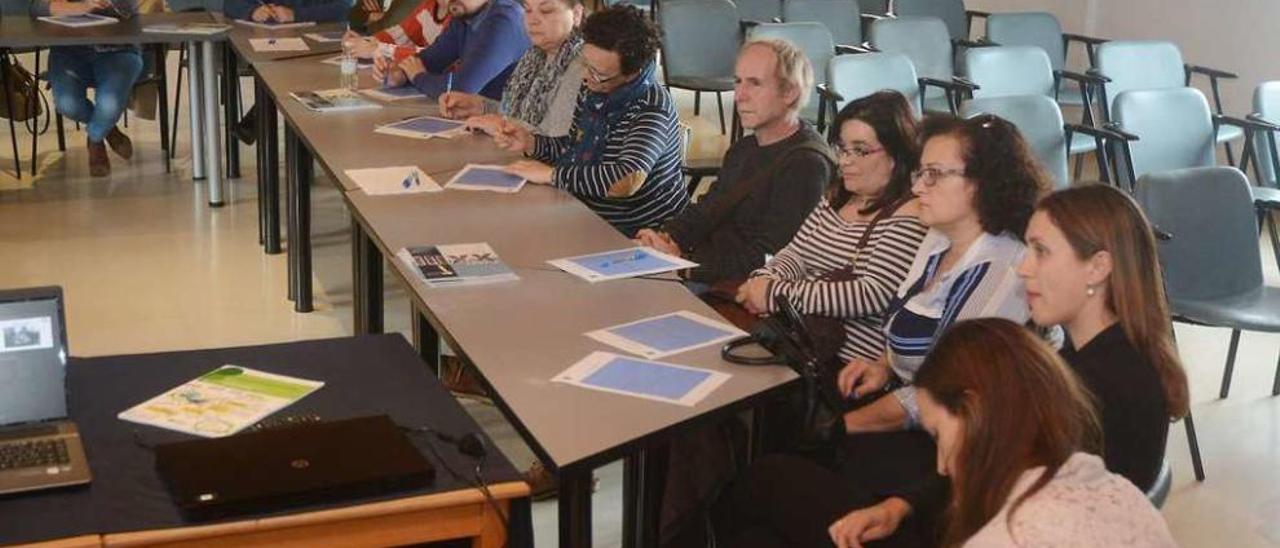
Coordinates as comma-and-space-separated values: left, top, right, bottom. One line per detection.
401, 169, 420, 189
598, 250, 647, 268
446, 72, 453, 95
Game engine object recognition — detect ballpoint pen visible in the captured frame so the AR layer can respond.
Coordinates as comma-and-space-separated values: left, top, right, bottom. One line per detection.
401, 169, 420, 189
598, 250, 647, 268
445, 72, 453, 95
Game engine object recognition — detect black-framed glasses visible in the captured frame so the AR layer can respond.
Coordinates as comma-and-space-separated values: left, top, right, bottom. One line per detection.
584, 63, 623, 84
834, 144, 884, 160
911, 167, 966, 188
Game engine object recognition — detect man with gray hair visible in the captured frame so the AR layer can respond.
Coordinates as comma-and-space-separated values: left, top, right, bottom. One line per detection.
636, 38, 833, 286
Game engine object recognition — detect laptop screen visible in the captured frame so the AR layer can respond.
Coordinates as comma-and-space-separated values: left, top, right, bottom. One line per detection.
0, 287, 69, 427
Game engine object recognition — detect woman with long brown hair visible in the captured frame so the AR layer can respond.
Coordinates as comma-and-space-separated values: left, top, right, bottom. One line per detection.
1018, 183, 1189, 489
905, 318, 1174, 546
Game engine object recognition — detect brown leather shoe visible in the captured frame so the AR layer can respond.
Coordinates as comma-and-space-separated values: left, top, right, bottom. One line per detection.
104, 126, 133, 159
440, 355, 488, 398
87, 139, 110, 177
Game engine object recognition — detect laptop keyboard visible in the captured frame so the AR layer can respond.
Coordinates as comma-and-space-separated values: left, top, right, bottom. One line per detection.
0, 439, 70, 471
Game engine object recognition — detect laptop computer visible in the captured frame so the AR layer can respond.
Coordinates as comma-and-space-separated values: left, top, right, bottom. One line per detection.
0, 286, 92, 495
156, 414, 434, 520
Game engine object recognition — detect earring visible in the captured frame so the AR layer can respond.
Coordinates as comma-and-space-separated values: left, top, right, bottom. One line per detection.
1086, 284, 1096, 297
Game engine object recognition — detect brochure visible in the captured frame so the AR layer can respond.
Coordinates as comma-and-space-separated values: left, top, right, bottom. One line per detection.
290, 88, 382, 112
396, 243, 520, 288
552, 352, 730, 406
118, 365, 324, 437
548, 247, 697, 283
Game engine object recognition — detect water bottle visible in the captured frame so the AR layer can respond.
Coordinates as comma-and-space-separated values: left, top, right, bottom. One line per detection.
340, 40, 359, 90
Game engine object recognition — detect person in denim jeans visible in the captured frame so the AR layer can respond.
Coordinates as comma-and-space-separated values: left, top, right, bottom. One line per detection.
32, 0, 142, 177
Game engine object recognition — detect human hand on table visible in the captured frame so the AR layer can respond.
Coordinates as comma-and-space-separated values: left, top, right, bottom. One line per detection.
268, 5, 295, 21
634, 229, 682, 257
396, 55, 426, 80
463, 114, 504, 136
343, 31, 379, 58
49, 0, 107, 15
492, 119, 533, 153
439, 92, 485, 119
504, 160, 553, 184
837, 356, 891, 399
828, 498, 911, 548
735, 276, 772, 315
372, 55, 407, 87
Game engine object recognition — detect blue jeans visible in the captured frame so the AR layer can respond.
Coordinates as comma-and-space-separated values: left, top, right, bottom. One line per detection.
47, 46, 143, 143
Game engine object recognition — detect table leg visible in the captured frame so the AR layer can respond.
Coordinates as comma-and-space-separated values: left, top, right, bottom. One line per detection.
559, 466, 593, 548
223, 43, 241, 179
285, 126, 312, 313
0, 53, 21, 179
352, 218, 383, 334
254, 76, 265, 246
187, 42, 205, 181
260, 82, 281, 255
412, 308, 442, 375
285, 128, 297, 302
200, 40, 225, 207
622, 450, 664, 548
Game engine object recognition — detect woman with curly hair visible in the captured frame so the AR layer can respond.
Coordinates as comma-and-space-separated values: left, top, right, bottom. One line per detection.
711, 113, 1051, 548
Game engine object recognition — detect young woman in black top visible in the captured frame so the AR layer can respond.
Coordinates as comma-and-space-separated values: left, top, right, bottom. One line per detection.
1016, 183, 1190, 489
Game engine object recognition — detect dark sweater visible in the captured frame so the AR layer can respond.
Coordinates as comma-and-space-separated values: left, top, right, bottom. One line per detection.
224, 0, 352, 22
1060, 322, 1169, 491
662, 123, 830, 283
408, 0, 529, 100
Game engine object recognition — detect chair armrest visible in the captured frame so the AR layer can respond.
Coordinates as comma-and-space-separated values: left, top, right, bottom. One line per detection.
739, 20, 763, 33
816, 83, 845, 103
1101, 122, 1140, 141
952, 37, 994, 51
835, 43, 875, 55
1066, 122, 1133, 143
965, 9, 991, 20
1247, 113, 1280, 131
1056, 69, 1109, 85
1214, 114, 1275, 134
771, 16, 783, 23
1186, 64, 1239, 80
860, 12, 888, 23
1063, 32, 1108, 46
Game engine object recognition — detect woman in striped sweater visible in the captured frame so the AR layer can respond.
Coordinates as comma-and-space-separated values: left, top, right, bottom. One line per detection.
495, 6, 686, 236
737, 91, 928, 364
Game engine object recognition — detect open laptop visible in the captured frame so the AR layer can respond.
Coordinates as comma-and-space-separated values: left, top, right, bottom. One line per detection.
0, 286, 92, 495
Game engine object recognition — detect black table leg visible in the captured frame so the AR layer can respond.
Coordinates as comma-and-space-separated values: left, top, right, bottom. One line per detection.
412, 308, 442, 375
623, 450, 665, 548
352, 218, 383, 335
223, 43, 241, 179
559, 465, 593, 548
254, 77, 266, 246
286, 125, 313, 313
1, 53, 22, 179
285, 127, 297, 302
261, 86, 280, 255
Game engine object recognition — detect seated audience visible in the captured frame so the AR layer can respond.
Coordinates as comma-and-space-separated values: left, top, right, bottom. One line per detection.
632, 38, 833, 286
34, 0, 142, 178
735, 90, 925, 362
374, 0, 530, 100
712, 113, 1051, 547
493, 6, 686, 236
1019, 184, 1190, 489
344, 0, 449, 60
829, 318, 1177, 548
442, 0, 585, 138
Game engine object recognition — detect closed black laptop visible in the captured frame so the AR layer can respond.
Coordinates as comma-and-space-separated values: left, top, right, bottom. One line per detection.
155, 414, 434, 520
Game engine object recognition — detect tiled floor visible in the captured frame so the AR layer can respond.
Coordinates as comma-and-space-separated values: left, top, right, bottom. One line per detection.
1, 53, 1276, 547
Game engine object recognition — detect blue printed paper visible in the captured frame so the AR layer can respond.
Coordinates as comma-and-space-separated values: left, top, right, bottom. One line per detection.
583, 356, 712, 400
388, 116, 463, 133
445, 165, 527, 193
549, 247, 698, 282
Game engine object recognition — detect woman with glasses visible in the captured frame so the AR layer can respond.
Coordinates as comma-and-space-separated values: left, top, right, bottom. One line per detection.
493, 6, 686, 237
437, 0, 585, 138
712, 113, 1051, 547
736, 91, 927, 366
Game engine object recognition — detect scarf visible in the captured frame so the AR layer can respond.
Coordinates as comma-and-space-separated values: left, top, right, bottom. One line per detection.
501, 32, 583, 128
566, 61, 657, 165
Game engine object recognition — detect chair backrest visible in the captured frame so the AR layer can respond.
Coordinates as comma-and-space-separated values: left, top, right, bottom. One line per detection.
1134, 166, 1263, 301
892, 0, 967, 40
962, 95, 1069, 188
964, 46, 1055, 99
1114, 87, 1215, 184
860, 0, 889, 15
870, 16, 953, 82
827, 52, 921, 115
1096, 40, 1186, 116
782, 0, 862, 46
1252, 81, 1280, 185
748, 22, 834, 123
659, 0, 741, 83
735, 0, 784, 23
984, 12, 1066, 72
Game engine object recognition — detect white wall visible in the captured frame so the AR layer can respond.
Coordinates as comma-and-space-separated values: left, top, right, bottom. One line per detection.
967, 0, 1279, 115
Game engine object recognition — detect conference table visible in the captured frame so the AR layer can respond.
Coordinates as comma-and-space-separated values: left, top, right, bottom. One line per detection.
221, 24, 801, 546
0, 334, 530, 548
0, 11, 228, 205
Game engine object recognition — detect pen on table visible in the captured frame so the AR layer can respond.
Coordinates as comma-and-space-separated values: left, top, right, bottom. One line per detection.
401, 169, 420, 189
598, 250, 647, 268
445, 72, 453, 95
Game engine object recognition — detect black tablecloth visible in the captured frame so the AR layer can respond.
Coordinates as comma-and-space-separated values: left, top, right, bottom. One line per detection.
0, 334, 525, 545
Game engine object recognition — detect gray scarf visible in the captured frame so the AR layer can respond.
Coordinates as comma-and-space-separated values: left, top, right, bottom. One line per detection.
501, 31, 583, 128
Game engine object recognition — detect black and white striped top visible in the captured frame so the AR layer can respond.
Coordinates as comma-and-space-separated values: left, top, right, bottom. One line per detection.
753, 200, 928, 362
531, 84, 687, 237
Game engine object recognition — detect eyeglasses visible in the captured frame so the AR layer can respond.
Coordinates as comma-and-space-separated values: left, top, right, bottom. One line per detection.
584, 63, 623, 84
911, 167, 966, 187
834, 144, 883, 159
